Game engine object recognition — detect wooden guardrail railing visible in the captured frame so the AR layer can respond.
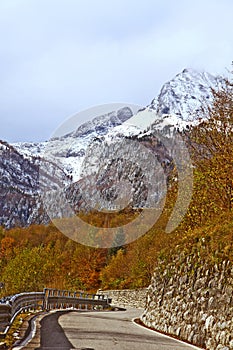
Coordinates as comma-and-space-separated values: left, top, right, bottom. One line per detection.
0, 288, 111, 338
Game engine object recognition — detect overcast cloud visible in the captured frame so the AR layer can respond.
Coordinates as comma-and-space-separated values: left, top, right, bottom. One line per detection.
0, 0, 233, 142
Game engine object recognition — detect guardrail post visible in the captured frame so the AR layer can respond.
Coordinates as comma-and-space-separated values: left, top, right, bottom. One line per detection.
56, 290, 59, 309
73, 292, 76, 309
43, 288, 48, 310
61, 290, 64, 309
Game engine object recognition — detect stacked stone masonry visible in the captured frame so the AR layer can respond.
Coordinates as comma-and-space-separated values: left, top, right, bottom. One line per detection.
98, 288, 148, 309
141, 257, 233, 350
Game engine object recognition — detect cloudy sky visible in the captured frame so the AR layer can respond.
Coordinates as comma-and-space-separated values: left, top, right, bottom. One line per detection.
1, 0, 233, 142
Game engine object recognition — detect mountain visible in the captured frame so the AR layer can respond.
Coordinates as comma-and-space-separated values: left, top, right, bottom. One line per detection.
0, 141, 68, 228
150, 68, 223, 120
0, 68, 223, 229
13, 107, 134, 182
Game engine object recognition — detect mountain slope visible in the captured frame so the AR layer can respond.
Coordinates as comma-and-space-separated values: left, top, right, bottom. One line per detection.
0, 68, 223, 228
13, 107, 134, 181
0, 140, 68, 228
150, 68, 223, 119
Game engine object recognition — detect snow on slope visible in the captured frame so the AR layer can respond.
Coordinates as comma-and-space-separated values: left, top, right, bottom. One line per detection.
13, 107, 134, 181
13, 68, 222, 181
2, 67, 224, 228
150, 68, 223, 121
105, 68, 223, 141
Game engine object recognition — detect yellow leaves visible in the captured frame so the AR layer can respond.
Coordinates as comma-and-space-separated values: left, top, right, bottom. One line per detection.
100, 249, 131, 289
186, 76, 233, 226
0, 236, 16, 261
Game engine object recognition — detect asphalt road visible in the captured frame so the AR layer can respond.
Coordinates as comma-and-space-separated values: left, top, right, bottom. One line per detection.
33, 308, 202, 350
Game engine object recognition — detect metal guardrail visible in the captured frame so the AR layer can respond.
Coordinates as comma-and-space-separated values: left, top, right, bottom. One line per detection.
0, 292, 44, 338
44, 288, 110, 310
0, 288, 111, 338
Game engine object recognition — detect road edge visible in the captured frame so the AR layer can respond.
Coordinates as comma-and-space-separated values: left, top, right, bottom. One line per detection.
132, 317, 206, 350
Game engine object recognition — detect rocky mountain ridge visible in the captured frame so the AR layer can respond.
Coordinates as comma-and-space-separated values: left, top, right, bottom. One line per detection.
0, 68, 223, 228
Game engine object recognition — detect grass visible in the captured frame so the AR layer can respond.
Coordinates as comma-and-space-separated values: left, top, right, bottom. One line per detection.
4, 311, 39, 349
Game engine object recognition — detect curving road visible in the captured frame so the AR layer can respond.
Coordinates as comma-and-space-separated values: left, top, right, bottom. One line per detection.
32, 308, 202, 350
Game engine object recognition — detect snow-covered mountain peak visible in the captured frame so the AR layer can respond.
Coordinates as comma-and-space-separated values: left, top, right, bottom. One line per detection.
2, 67, 225, 229
149, 68, 223, 123
69, 106, 133, 139
13, 68, 223, 180
13, 106, 135, 181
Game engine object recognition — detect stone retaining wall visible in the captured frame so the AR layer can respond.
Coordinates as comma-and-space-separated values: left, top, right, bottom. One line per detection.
98, 288, 148, 309
141, 256, 233, 350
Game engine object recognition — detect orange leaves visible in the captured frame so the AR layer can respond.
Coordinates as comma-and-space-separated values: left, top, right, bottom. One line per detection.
0, 236, 16, 261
